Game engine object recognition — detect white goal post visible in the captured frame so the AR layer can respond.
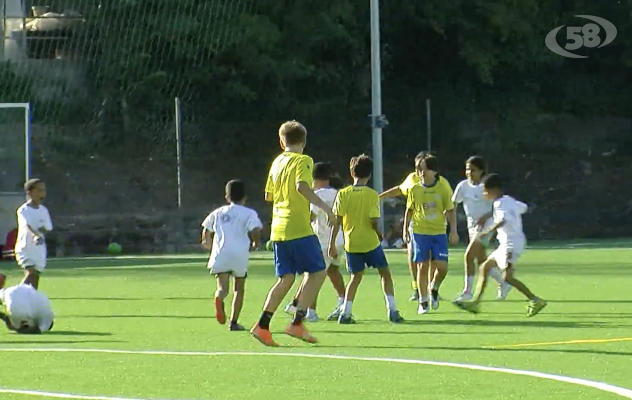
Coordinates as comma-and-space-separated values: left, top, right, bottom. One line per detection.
0, 102, 30, 250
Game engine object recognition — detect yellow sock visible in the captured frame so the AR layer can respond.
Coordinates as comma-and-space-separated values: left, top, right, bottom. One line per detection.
411, 280, 418, 291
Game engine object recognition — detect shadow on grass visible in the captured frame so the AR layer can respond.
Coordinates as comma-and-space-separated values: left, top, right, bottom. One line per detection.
63, 314, 213, 319
51, 297, 212, 301
403, 319, 622, 329
46, 331, 113, 336
0, 340, 124, 344
320, 330, 517, 335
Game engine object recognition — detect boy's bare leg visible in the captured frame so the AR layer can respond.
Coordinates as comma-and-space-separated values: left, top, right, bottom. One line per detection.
471, 259, 496, 303
327, 264, 346, 299
503, 267, 536, 300
416, 262, 429, 301
407, 245, 418, 300
229, 277, 246, 330
21, 268, 39, 290
460, 240, 483, 299
252, 275, 296, 347
214, 273, 230, 325
295, 270, 326, 315
340, 270, 365, 318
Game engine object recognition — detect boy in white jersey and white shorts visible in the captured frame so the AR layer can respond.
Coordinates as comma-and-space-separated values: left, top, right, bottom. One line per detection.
0, 278, 54, 334
15, 179, 53, 290
454, 173, 547, 317
285, 163, 346, 322
452, 156, 511, 302
201, 179, 263, 331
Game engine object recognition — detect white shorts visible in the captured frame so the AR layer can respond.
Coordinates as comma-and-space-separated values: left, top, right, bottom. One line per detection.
207, 254, 248, 278
323, 245, 344, 268
488, 243, 525, 270
16, 250, 46, 272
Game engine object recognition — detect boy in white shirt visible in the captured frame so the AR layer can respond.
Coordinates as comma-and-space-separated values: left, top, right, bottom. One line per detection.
15, 179, 53, 289
452, 156, 511, 301
454, 173, 547, 317
0, 279, 54, 334
285, 163, 346, 322
201, 179, 263, 331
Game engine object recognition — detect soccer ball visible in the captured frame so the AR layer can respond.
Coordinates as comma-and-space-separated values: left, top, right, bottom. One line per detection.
107, 242, 122, 255
265, 240, 273, 251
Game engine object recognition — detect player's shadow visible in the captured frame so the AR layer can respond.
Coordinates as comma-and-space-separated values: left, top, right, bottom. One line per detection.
321, 330, 516, 335
403, 319, 621, 329
0, 340, 124, 344
46, 330, 113, 336
51, 297, 211, 301
66, 314, 212, 319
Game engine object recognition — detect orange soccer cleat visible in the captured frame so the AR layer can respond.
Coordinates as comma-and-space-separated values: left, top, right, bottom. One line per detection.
285, 323, 318, 344
250, 324, 280, 347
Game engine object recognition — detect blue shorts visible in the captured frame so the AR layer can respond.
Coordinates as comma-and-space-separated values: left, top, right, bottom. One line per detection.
273, 235, 326, 277
412, 234, 448, 263
346, 245, 388, 274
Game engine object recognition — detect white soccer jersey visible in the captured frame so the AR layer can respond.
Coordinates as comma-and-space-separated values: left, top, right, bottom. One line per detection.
0, 284, 54, 331
493, 195, 528, 249
201, 204, 263, 277
15, 203, 53, 271
310, 187, 343, 250
452, 180, 494, 230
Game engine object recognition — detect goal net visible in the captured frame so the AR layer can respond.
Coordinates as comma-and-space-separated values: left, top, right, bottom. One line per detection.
0, 103, 29, 245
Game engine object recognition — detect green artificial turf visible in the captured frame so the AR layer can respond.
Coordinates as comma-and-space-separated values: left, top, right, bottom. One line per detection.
1, 242, 631, 400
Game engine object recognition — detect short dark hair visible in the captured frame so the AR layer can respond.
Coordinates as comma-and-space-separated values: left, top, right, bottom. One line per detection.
279, 120, 307, 145
414, 151, 430, 166
313, 162, 332, 181
350, 154, 373, 179
482, 173, 501, 190
225, 179, 246, 202
416, 155, 439, 172
24, 179, 43, 192
466, 156, 487, 174
330, 174, 344, 190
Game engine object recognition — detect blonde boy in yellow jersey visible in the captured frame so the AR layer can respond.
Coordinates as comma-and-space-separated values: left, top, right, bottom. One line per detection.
380, 152, 452, 301
250, 121, 334, 347
403, 155, 458, 315
328, 154, 404, 324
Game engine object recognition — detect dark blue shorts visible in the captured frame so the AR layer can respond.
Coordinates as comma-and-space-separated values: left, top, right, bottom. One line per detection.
412, 233, 448, 263
273, 235, 326, 277
346, 245, 388, 274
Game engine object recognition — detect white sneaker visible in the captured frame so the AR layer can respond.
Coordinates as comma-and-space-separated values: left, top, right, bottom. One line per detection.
327, 306, 342, 321
417, 302, 430, 314
456, 292, 473, 302
497, 282, 512, 301
306, 310, 319, 322
430, 292, 440, 310
284, 303, 297, 315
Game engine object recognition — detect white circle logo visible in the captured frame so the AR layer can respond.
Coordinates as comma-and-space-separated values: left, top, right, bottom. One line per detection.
545, 15, 617, 58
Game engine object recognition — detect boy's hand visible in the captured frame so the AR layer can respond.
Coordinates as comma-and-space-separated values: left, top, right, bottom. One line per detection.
201, 239, 212, 250
250, 241, 259, 252
449, 231, 459, 245
403, 229, 411, 244
328, 243, 338, 260
326, 209, 336, 227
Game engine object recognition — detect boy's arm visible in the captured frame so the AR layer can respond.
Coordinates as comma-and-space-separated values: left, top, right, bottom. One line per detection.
403, 206, 413, 243
248, 227, 262, 250
327, 216, 342, 259
379, 186, 402, 199
201, 229, 213, 250
297, 182, 334, 221
446, 208, 458, 244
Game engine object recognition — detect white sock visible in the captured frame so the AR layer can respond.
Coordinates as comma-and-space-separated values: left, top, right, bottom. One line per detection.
431, 282, 439, 292
489, 266, 503, 284
306, 308, 316, 317
343, 301, 353, 316
464, 276, 475, 293
385, 295, 397, 311
420, 296, 429, 303
336, 296, 345, 307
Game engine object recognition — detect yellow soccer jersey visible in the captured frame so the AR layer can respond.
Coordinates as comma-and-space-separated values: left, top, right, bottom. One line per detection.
332, 185, 380, 253
407, 177, 454, 235
265, 152, 315, 241
399, 172, 452, 197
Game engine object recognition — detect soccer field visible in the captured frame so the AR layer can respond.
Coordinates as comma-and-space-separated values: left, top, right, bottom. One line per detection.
1, 242, 632, 400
